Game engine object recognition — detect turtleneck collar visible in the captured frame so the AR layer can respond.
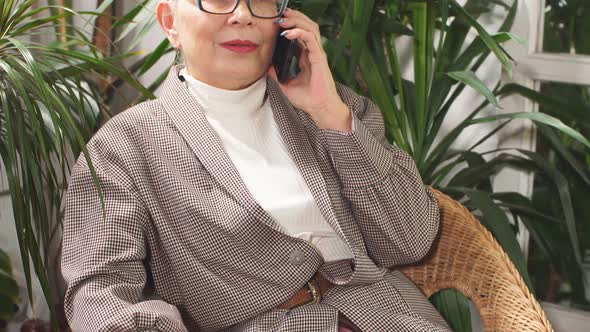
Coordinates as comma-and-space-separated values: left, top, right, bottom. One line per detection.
180, 67, 268, 120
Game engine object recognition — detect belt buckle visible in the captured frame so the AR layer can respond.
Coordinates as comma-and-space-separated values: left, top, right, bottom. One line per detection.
304, 278, 322, 305
291, 278, 322, 309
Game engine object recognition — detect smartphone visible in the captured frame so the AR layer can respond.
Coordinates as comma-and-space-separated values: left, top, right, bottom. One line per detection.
272, 28, 300, 83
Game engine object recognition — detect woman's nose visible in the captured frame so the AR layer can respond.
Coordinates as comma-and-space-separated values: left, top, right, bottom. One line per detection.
230, 0, 254, 25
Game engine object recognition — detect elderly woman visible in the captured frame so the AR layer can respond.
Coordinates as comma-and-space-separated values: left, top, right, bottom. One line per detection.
61, 0, 451, 331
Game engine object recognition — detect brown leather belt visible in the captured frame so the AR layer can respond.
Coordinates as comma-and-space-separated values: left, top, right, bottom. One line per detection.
277, 272, 334, 309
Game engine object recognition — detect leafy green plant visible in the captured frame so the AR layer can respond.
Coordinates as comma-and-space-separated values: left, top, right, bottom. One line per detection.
0, 0, 152, 328
498, 0, 590, 310
498, 82, 590, 310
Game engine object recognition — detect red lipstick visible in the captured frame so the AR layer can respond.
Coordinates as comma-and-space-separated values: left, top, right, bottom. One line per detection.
220, 39, 259, 54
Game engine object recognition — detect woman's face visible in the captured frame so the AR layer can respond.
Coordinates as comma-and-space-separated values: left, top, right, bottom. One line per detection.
157, 0, 280, 90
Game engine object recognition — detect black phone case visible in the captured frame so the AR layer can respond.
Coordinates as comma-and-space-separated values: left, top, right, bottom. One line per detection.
272, 30, 299, 83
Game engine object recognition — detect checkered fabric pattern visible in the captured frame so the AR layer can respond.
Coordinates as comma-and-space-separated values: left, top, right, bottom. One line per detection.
61, 64, 450, 331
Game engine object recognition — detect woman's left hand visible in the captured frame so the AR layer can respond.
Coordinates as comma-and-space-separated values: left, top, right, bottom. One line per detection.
268, 8, 352, 132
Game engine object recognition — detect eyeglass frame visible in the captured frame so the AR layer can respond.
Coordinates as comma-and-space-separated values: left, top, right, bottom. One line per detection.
195, 0, 290, 19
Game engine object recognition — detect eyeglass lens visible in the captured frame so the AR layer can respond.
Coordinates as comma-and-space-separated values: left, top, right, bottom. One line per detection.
200, 0, 286, 18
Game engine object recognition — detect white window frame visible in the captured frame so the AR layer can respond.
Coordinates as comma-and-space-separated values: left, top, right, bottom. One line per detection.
510, 0, 590, 85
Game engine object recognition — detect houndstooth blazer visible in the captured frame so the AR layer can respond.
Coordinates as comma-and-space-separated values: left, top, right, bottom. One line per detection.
61, 64, 450, 332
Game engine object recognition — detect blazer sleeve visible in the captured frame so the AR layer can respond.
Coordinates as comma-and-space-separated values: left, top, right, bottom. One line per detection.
60, 142, 188, 332
319, 85, 440, 268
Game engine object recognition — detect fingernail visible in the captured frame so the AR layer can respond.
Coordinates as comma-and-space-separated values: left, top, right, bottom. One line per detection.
275, 18, 284, 24
280, 30, 288, 37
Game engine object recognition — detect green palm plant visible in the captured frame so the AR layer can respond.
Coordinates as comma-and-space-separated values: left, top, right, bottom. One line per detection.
497, 0, 590, 310
0, 0, 153, 328
498, 81, 590, 310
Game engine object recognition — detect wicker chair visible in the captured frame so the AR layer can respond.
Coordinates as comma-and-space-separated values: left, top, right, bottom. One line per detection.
400, 189, 554, 331
51, 188, 553, 332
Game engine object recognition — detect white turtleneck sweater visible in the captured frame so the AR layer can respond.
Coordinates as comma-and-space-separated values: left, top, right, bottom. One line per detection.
181, 69, 354, 263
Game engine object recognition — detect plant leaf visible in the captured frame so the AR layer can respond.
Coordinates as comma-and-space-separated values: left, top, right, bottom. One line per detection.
467, 112, 590, 148
498, 83, 590, 131
447, 70, 500, 107
0, 249, 11, 275
450, 0, 513, 72
537, 124, 590, 186
518, 149, 583, 267
300, 0, 333, 20
429, 289, 472, 332
138, 38, 171, 75
0, 272, 19, 303
446, 187, 533, 290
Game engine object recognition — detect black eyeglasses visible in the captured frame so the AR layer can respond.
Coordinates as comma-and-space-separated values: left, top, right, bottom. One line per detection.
196, 0, 289, 19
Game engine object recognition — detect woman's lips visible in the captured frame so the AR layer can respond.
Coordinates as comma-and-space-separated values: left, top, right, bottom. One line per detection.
220, 40, 259, 54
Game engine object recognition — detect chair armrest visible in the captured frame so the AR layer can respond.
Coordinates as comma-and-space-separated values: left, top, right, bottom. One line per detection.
400, 189, 553, 332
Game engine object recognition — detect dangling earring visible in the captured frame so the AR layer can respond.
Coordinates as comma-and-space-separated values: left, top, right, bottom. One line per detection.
174, 48, 184, 65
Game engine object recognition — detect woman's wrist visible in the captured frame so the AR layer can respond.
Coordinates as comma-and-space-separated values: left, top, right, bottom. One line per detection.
309, 101, 353, 133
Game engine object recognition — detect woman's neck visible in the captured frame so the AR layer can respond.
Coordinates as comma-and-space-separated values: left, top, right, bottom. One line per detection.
181, 67, 268, 120
183, 65, 264, 91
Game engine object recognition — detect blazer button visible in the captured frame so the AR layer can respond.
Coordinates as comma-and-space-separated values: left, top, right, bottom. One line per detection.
289, 251, 306, 266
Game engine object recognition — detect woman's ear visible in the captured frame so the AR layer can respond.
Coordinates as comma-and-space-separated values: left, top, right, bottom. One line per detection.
156, 1, 180, 49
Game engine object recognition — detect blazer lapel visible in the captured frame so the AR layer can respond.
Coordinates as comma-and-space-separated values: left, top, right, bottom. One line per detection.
265, 78, 349, 245
158, 65, 285, 234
